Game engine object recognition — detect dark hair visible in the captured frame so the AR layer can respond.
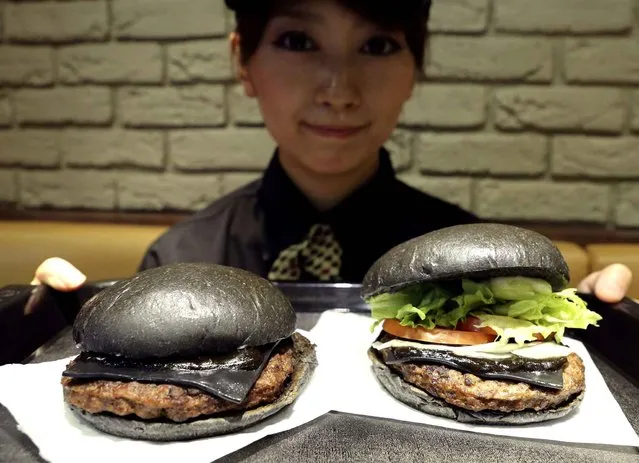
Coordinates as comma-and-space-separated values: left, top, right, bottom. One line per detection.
232, 0, 431, 69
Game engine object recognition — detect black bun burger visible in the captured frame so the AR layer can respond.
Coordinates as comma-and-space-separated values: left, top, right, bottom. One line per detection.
61, 262, 317, 441
362, 223, 602, 425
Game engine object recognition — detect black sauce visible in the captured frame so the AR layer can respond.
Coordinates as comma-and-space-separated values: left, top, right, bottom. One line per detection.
62, 339, 286, 404
383, 346, 566, 373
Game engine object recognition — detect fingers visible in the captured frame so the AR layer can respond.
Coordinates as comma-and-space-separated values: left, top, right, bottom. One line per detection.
577, 270, 601, 294
578, 264, 632, 303
31, 257, 86, 292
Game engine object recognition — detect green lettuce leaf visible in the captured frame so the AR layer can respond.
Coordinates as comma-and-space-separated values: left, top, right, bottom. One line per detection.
367, 276, 602, 345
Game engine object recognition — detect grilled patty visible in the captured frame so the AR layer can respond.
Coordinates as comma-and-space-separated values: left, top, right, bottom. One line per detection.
61, 333, 309, 422
389, 352, 585, 413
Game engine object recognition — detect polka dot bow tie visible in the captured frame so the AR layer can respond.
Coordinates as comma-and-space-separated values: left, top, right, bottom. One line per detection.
267, 224, 343, 282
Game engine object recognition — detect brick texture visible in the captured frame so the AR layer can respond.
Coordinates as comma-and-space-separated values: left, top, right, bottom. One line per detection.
429, 0, 488, 33
229, 85, 264, 126
415, 134, 546, 176
118, 173, 222, 210
0, 46, 53, 86
616, 183, 639, 227
5, 2, 108, 43
0, 0, 637, 229
0, 130, 59, 167
632, 91, 639, 132
564, 39, 639, 84
400, 85, 485, 128
426, 37, 552, 82
0, 93, 11, 126
170, 129, 274, 171
386, 130, 413, 172
552, 137, 639, 178
398, 175, 473, 210
119, 86, 225, 128
60, 130, 164, 168
59, 44, 163, 84
494, 88, 625, 133
113, 0, 226, 39
476, 180, 610, 223
20, 170, 116, 209
494, 0, 633, 34
15, 87, 112, 125
168, 40, 232, 83
0, 170, 17, 202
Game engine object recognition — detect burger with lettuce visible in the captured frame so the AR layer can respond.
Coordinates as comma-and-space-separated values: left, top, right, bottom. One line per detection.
362, 223, 602, 424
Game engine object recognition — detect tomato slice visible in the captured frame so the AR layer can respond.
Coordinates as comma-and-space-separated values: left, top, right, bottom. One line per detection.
382, 318, 497, 346
455, 316, 498, 335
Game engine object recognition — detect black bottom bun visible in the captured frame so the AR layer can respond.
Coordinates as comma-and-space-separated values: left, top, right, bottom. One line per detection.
68, 334, 317, 441
368, 348, 583, 425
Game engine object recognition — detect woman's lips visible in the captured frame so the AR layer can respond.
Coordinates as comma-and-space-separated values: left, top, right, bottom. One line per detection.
301, 122, 369, 139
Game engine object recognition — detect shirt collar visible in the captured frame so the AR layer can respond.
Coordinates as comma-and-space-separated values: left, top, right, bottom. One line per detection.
258, 148, 397, 258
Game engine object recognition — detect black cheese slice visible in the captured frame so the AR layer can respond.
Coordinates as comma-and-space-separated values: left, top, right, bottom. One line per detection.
381, 346, 566, 390
62, 340, 282, 404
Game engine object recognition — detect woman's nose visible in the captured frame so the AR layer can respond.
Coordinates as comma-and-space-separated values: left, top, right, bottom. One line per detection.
314, 57, 361, 112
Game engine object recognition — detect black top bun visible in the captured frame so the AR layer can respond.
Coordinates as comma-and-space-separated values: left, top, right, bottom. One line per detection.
361, 223, 569, 299
73, 262, 296, 359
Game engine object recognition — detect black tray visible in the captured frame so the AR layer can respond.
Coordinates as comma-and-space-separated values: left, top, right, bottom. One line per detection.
0, 282, 637, 463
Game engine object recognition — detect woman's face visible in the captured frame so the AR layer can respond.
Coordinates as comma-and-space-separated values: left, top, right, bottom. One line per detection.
237, 0, 416, 177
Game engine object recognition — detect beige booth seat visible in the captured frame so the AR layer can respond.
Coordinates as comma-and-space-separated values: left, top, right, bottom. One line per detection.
0, 220, 594, 291
553, 241, 590, 289
0, 221, 168, 286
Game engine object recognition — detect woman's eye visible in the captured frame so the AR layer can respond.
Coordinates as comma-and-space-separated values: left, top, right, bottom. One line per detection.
361, 36, 401, 56
273, 31, 317, 52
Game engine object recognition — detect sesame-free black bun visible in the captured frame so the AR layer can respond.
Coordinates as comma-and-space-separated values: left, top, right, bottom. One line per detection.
73, 262, 296, 358
368, 348, 583, 425
361, 223, 570, 299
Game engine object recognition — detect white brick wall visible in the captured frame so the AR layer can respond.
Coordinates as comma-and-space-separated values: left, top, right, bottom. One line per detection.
0, 131, 59, 167
415, 134, 546, 176
112, 0, 227, 39
6, 2, 109, 43
426, 37, 552, 83
60, 129, 164, 168
564, 39, 639, 84
117, 173, 223, 210
552, 137, 639, 178
0, 93, 13, 126
428, 0, 489, 33
0, 170, 17, 202
493, 88, 626, 134
58, 44, 163, 84
169, 129, 274, 171
0, 46, 53, 86
476, 180, 610, 223
14, 87, 112, 125
494, 0, 633, 34
119, 86, 225, 127
400, 84, 485, 128
0, 0, 637, 229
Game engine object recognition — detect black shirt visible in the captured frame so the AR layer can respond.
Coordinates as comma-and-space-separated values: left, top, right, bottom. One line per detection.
139, 149, 479, 282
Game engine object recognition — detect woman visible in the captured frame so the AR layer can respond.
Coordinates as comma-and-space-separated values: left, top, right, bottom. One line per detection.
33, 0, 631, 301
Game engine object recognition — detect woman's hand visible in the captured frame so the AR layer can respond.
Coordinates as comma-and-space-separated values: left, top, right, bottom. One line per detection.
30, 257, 86, 292
577, 263, 633, 303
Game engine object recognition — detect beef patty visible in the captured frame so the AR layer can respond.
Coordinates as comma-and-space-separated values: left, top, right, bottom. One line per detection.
62, 334, 309, 422
388, 352, 585, 413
